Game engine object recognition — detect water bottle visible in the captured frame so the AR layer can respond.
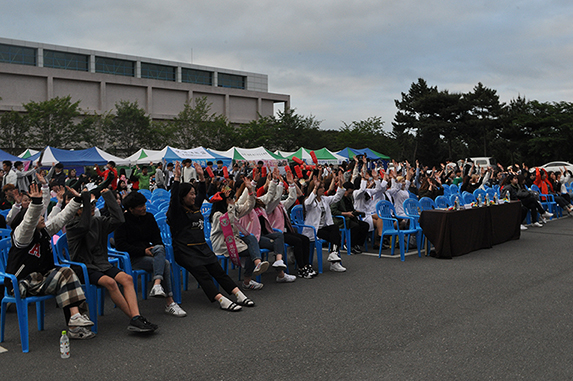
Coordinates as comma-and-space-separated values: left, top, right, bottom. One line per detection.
477, 194, 482, 206
60, 330, 70, 358
455, 196, 460, 210
485, 193, 489, 205
493, 192, 498, 204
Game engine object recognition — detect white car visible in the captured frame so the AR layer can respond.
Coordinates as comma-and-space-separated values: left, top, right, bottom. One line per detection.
540, 161, 573, 175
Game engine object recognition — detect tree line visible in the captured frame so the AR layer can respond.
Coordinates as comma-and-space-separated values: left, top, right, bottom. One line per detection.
1, 78, 572, 167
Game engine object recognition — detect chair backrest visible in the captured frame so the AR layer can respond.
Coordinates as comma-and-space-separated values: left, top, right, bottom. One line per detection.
463, 193, 476, 204
0, 209, 11, 218
0, 228, 12, 239
486, 188, 497, 200
200, 203, 212, 217
155, 216, 172, 245
151, 188, 169, 199
290, 205, 304, 225
0, 237, 11, 273
203, 217, 213, 249
403, 198, 421, 219
138, 189, 152, 199
435, 195, 450, 208
408, 191, 418, 199
419, 197, 436, 211
442, 184, 451, 197
376, 200, 398, 231
473, 189, 486, 201
54, 233, 71, 263
449, 194, 460, 206
449, 184, 460, 194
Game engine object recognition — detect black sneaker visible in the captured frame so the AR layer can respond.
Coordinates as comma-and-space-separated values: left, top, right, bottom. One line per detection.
306, 265, 318, 277
128, 315, 156, 333
140, 315, 158, 331
298, 267, 312, 279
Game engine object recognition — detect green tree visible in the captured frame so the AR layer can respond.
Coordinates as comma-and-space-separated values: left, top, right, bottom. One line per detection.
103, 100, 151, 156
464, 83, 504, 157
337, 116, 395, 158
0, 110, 29, 154
24, 96, 81, 149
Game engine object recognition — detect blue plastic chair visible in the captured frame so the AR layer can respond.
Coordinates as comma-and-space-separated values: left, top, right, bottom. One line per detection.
138, 189, 152, 199
530, 184, 559, 218
155, 216, 182, 303
375, 200, 422, 261
442, 184, 451, 197
435, 195, 450, 209
448, 194, 460, 207
333, 215, 351, 255
419, 197, 436, 211
449, 184, 460, 195
53, 234, 103, 329
151, 188, 169, 200
0, 228, 11, 239
0, 238, 56, 353
403, 198, 430, 255
0, 209, 11, 218
290, 205, 325, 273
473, 189, 486, 204
463, 193, 476, 205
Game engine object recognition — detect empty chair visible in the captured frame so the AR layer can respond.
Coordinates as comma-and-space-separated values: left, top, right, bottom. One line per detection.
473, 189, 486, 204
435, 195, 451, 209
419, 197, 436, 211
375, 200, 422, 261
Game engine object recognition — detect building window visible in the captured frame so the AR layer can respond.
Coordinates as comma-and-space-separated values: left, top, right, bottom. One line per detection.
141, 62, 175, 81
43, 50, 88, 71
95, 57, 134, 77
182, 68, 213, 86
218, 73, 245, 89
0, 43, 36, 66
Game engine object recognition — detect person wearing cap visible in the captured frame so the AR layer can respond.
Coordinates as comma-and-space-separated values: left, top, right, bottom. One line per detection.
115, 191, 187, 317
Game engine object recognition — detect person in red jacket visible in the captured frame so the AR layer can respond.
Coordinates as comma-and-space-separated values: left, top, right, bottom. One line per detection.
534, 168, 573, 214
95, 161, 118, 190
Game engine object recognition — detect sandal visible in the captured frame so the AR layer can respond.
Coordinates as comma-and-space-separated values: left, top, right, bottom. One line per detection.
220, 302, 242, 312
237, 297, 255, 307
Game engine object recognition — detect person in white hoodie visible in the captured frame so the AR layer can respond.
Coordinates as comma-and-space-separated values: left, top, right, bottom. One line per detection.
302, 170, 346, 272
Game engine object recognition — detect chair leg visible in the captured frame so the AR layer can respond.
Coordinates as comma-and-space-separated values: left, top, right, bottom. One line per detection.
1, 301, 7, 343
316, 241, 323, 274
36, 300, 45, 331
15, 299, 30, 353
399, 233, 405, 261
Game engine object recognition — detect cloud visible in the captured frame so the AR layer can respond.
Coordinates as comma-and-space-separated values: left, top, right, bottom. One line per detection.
2, 0, 573, 131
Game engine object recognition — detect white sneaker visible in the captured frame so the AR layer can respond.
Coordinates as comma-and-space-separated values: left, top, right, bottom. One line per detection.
272, 259, 287, 270
542, 211, 553, 218
540, 217, 547, 224
327, 252, 341, 262
149, 284, 167, 298
252, 261, 270, 276
165, 302, 187, 317
68, 313, 94, 327
242, 280, 264, 290
276, 273, 296, 283
533, 222, 543, 227
520, 224, 528, 230
330, 262, 346, 272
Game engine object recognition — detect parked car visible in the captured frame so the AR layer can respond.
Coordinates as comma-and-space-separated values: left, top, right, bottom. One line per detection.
540, 161, 573, 178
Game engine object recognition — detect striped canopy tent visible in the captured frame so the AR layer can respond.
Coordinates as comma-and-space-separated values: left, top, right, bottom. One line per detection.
210, 146, 287, 167
336, 147, 390, 161
19, 149, 40, 159
31, 146, 129, 166
163, 146, 232, 167
284, 147, 345, 165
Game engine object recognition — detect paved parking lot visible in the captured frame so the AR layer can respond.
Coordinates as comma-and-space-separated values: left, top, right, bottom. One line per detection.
2, 216, 573, 380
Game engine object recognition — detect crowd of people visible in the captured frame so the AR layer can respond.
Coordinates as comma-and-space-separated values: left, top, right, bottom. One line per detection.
0, 155, 571, 344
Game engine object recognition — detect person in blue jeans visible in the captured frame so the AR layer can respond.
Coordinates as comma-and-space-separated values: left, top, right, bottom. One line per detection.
115, 191, 187, 317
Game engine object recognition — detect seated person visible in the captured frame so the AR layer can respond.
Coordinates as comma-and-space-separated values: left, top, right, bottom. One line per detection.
115, 192, 186, 317
169, 162, 255, 311
67, 186, 158, 333
502, 174, 551, 229
303, 171, 347, 272
5, 177, 95, 339
331, 180, 370, 254
210, 179, 270, 290
237, 170, 296, 284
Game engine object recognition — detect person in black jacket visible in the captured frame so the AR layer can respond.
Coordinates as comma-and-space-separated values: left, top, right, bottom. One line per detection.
115, 192, 186, 317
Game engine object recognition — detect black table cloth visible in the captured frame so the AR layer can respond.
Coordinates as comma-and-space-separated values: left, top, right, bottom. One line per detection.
419, 201, 522, 259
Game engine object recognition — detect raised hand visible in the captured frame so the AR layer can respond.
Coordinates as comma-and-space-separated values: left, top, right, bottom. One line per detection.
29, 183, 41, 198
194, 163, 205, 180
174, 161, 181, 180
65, 186, 81, 198
35, 171, 47, 185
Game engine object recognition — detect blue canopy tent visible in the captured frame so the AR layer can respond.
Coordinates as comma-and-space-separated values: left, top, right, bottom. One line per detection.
0, 149, 24, 162
31, 146, 129, 166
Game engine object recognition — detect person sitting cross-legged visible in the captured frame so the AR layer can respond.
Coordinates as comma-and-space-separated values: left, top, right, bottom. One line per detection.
6, 178, 96, 339
114, 191, 187, 317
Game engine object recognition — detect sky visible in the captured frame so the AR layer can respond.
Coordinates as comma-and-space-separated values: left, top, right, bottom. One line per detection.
2, 1, 573, 132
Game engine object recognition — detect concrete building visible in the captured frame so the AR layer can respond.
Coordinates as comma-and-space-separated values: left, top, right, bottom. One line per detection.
0, 37, 290, 124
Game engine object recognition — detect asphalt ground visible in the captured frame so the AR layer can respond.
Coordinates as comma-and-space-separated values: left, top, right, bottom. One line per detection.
1, 216, 573, 380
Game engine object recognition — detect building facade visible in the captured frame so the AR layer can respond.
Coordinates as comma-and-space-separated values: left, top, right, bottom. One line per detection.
0, 37, 290, 124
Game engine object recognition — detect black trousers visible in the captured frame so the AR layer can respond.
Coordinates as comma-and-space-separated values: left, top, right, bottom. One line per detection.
284, 231, 311, 268
350, 220, 370, 247
317, 224, 341, 247
186, 262, 238, 302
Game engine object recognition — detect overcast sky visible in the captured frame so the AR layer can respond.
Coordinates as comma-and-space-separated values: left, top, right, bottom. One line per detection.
2, 1, 573, 131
